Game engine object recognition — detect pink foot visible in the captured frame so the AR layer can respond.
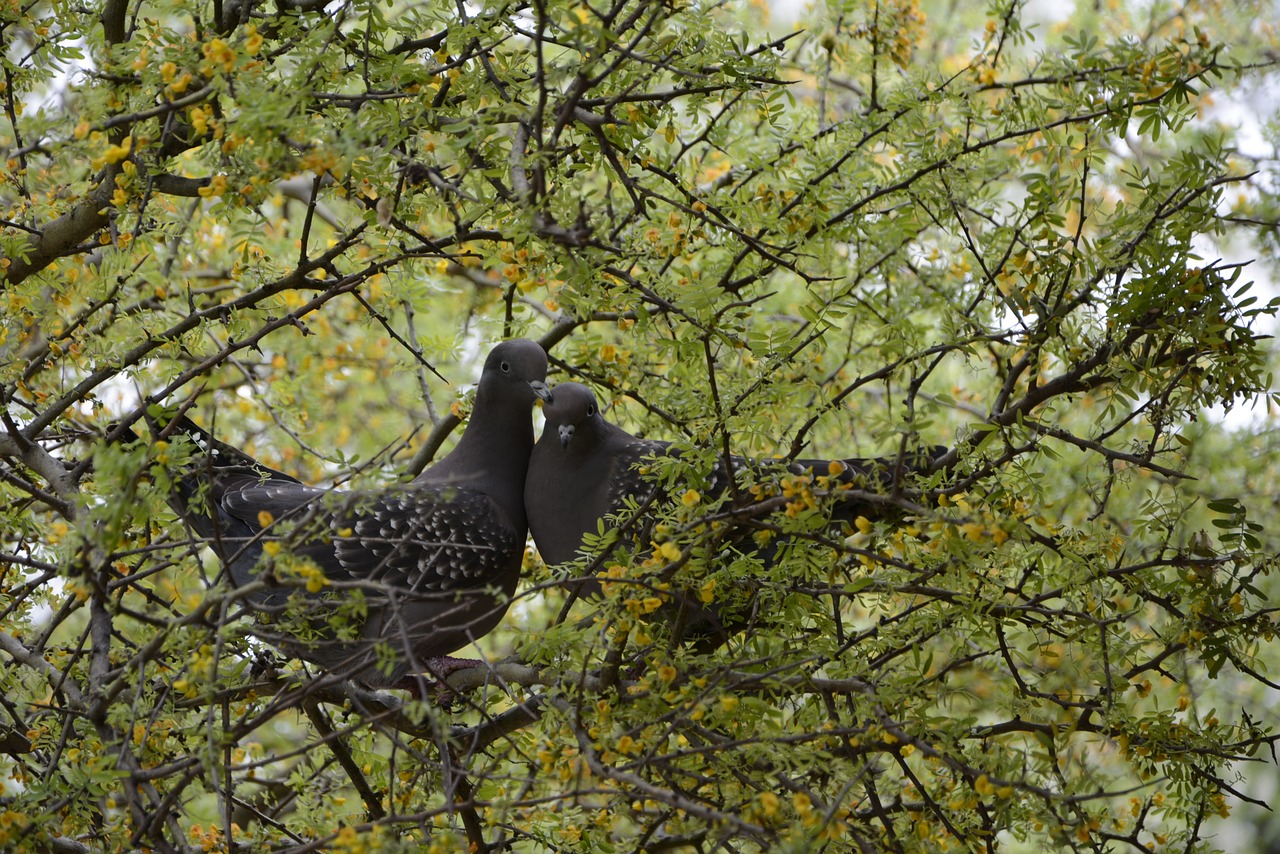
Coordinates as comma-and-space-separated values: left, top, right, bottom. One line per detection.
426, 656, 484, 680
394, 657, 484, 705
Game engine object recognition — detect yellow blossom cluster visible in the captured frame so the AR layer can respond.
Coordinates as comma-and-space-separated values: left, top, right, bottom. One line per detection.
172, 643, 216, 699
0, 811, 30, 847
330, 823, 389, 853
498, 246, 556, 293
534, 736, 586, 786
746, 788, 852, 841
200, 38, 237, 76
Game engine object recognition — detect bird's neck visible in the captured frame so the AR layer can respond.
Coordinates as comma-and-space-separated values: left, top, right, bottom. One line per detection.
431, 385, 534, 496
568, 420, 612, 461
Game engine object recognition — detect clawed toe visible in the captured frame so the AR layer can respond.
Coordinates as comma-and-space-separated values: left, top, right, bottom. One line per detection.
393, 656, 485, 706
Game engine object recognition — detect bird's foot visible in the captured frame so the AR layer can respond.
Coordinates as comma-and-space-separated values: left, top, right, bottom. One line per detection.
427, 655, 485, 681
395, 657, 484, 707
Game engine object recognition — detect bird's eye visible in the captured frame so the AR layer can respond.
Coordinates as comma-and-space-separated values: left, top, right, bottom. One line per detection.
500, 361, 511, 373
586, 405, 595, 416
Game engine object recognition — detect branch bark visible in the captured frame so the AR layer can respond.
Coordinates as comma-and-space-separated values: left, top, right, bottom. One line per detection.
2, 165, 121, 287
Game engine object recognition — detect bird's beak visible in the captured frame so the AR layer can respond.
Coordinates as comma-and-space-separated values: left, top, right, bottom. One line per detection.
558, 424, 574, 449
530, 380, 552, 401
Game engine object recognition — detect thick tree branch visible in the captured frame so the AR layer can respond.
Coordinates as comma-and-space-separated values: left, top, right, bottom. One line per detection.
0, 431, 79, 510
2, 165, 120, 287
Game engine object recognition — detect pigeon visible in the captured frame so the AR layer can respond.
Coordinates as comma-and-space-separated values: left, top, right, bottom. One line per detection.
524, 381, 942, 647
126, 338, 550, 688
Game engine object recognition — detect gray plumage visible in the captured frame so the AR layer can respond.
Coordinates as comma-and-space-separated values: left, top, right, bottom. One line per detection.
526, 384, 668, 569
525, 381, 942, 646
138, 339, 549, 688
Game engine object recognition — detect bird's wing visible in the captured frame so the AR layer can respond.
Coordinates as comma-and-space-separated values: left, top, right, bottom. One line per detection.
218, 480, 520, 595
606, 438, 671, 511
317, 484, 521, 594
218, 473, 326, 520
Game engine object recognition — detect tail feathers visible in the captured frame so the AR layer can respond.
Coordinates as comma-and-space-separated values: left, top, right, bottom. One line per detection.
803, 443, 950, 486
698, 444, 947, 510
148, 414, 301, 485
107, 411, 301, 547
790, 445, 950, 524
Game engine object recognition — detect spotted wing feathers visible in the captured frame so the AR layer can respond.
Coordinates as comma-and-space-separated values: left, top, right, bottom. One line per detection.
332, 486, 520, 592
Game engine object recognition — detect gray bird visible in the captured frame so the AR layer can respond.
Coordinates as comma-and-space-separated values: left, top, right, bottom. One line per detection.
525, 381, 942, 647
130, 339, 550, 688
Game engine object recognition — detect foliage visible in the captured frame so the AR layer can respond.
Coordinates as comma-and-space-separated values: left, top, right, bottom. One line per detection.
2, 0, 1279, 851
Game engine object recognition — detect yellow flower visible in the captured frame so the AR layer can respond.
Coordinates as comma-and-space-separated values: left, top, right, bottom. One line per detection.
244, 26, 263, 56
198, 174, 228, 198
101, 137, 133, 165
166, 73, 192, 96
189, 106, 209, 136
681, 489, 700, 507
202, 38, 236, 74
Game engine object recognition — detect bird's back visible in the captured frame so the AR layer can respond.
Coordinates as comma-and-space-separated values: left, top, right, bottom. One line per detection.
126, 338, 549, 687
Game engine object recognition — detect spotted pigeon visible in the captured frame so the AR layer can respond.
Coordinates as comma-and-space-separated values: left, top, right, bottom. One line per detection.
129, 339, 550, 688
525, 381, 942, 646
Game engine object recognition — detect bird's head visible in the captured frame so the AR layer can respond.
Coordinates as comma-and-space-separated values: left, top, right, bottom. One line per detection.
542, 382, 600, 449
482, 338, 552, 403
